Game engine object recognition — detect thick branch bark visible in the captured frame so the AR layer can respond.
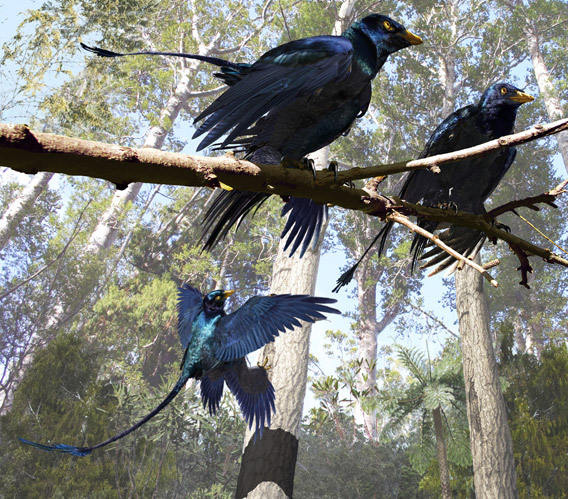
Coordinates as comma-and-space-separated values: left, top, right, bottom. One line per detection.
2, 119, 567, 197
2, 121, 568, 278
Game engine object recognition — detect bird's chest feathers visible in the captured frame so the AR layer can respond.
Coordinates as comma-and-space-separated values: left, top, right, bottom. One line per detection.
189, 313, 222, 360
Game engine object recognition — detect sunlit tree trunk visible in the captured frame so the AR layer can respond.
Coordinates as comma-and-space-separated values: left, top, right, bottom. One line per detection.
455, 259, 518, 498
235, 147, 329, 499
0, 171, 53, 251
86, 62, 207, 252
355, 253, 379, 440
525, 25, 568, 174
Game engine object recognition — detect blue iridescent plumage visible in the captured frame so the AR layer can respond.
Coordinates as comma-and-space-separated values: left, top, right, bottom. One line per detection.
81, 15, 422, 257
19, 285, 339, 456
198, 14, 422, 258
334, 83, 534, 290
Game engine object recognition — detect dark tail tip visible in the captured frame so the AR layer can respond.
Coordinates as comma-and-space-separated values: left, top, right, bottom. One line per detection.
80, 42, 123, 58
332, 265, 357, 293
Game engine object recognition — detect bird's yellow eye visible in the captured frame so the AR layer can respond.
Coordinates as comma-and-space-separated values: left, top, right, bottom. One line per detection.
500, 86, 508, 95
383, 20, 393, 31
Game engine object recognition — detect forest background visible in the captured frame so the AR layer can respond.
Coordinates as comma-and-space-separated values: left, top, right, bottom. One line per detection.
0, 0, 567, 497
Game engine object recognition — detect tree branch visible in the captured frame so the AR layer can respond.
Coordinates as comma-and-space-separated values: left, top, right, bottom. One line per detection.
1, 119, 568, 284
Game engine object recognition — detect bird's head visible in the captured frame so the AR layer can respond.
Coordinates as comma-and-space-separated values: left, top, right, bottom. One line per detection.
357, 14, 423, 54
203, 289, 235, 314
480, 83, 535, 110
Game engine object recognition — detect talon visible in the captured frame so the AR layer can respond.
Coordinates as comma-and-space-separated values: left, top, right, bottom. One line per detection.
257, 356, 272, 370
494, 221, 510, 232
435, 201, 459, 212
301, 158, 317, 179
328, 160, 339, 182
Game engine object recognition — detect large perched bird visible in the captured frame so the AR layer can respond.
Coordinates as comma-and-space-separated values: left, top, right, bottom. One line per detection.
81, 14, 422, 257
334, 82, 534, 291
19, 285, 339, 456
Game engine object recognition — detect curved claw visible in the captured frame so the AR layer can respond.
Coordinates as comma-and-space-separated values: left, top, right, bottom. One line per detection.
328, 160, 339, 182
494, 221, 511, 233
301, 158, 317, 180
436, 201, 459, 212
257, 356, 272, 370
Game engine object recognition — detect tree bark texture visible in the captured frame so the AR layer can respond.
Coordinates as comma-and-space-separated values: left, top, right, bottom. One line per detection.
526, 26, 568, 175
433, 406, 453, 499
235, 231, 326, 499
455, 259, 518, 498
355, 252, 379, 440
236, 148, 329, 499
0, 171, 53, 251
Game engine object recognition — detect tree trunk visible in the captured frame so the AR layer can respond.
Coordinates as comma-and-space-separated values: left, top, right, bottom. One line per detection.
525, 26, 568, 175
86, 63, 198, 253
432, 406, 453, 499
455, 259, 518, 498
235, 147, 329, 498
355, 256, 379, 440
0, 171, 53, 251
235, 228, 326, 499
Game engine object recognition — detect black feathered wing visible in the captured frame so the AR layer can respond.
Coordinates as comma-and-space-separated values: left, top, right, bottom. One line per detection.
224, 359, 275, 437
193, 36, 354, 151
417, 147, 518, 273
333, 106, 478, 291
213, 295, 339, 361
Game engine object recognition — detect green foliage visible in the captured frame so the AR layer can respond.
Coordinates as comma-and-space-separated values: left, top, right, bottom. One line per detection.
295, 414, 425, 499
500, 340, 568, 498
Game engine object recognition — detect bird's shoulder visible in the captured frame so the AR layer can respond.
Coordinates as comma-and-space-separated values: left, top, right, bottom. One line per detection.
419, 104, 478, 158
256, 36, 353, 68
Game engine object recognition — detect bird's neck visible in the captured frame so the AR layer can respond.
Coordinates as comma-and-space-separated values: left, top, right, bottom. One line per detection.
341, 25, 382, 77
479, 104, 518, 137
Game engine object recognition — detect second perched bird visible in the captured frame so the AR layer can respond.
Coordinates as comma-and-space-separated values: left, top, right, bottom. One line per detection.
20, 285, 339, 456
334, 82, 534, 291
82, 14, 422, 257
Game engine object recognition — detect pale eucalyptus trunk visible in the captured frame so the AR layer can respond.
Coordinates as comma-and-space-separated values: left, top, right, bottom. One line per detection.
236, 148, 329, 498
525, 26, 568, 175
355, 255, 379, 440
0, 171, 54, 413
1, 36, 220, 413
0, 171, 54, 251
455, 259, 518, 498
86, 63, 198, 253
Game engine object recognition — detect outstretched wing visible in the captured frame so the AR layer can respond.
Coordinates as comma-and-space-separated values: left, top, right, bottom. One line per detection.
213, 295, 340, 361
177, 285, 203, 348
224, 358, 275, 438
193, 36, 354, 151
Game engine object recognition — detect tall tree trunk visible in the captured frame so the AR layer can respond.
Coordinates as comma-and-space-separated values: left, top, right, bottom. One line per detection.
235, 146, 329, 498
432, 406, 453, 499
525, 26, 568, 174
355, 255, 379, 440
235, 219, 327, 499
0, 171, 54, 251
1, 29, 222, 413
455, 259, 518, 498
86, 62, 202, 253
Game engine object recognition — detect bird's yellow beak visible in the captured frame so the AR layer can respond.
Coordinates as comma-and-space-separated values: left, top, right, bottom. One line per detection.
401, 30, 423, 46
510, 90, 535, 104
223, 290, 235, 299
